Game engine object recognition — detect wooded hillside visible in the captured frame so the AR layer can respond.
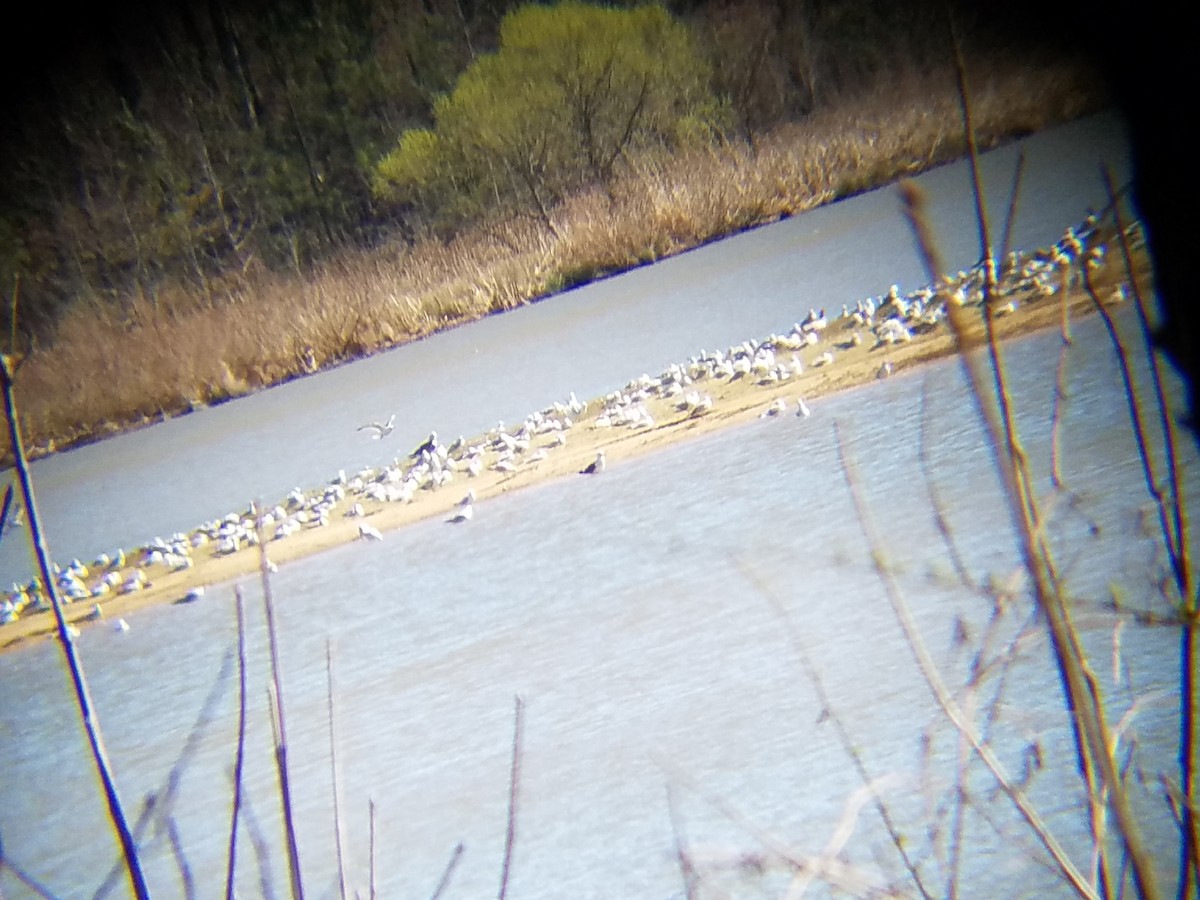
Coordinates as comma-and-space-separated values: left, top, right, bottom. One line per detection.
0, 0, 1097, 343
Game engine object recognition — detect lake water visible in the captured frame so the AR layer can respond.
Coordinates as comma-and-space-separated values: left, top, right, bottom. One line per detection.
1, 111, 1192, 898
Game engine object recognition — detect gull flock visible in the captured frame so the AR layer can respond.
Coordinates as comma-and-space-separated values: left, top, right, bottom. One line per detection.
1, 216, 1140, 634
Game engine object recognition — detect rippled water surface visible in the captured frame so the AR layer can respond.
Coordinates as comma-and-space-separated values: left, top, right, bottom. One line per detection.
0, 111, 1134, 581
1, 111, 1191, 897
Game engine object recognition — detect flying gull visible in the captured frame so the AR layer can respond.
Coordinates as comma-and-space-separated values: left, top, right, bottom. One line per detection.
358, 414, 396, 439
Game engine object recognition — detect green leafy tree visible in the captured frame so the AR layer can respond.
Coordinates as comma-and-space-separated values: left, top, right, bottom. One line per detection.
375, 1, 725, 231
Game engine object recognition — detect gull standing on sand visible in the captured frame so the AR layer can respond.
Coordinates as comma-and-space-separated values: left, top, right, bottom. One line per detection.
412, 431, 438, 458
448, 503, 474, 524
796, 398, 811, 418
358, 414, 396, 439
358, 522, 384, 541
761, 398, 787, 418
580, 450, 606, 475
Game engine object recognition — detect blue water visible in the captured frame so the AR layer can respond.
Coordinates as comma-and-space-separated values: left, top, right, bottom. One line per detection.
0, 111, 1135, 586
1, 109, 1191, 898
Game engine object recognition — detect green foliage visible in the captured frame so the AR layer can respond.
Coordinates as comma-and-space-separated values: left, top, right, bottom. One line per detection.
374, 1, 725, 229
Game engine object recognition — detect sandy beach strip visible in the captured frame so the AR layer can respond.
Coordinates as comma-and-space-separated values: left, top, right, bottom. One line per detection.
0, 242, 1151, 653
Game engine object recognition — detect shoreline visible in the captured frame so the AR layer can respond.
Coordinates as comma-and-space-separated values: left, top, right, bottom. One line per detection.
1, 233, 1151, 654
4, 75, 1110, 469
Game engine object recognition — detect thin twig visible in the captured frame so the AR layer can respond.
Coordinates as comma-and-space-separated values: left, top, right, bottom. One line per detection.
662, 755, 899, 896
368, 800, 377, 900
743, 561, 934, 899
0, 482, 14, 548
258, 532, 305, 900
164, 816, 196, 900
429, 843, 465, 900
1102, 166, 1197, 898
950, 30, 1158, 896
666, 784, 699, 900
917, 382, 977, 592
0, 355, 149, 900
834, 422, 1097, 899
328, 639, 350, 900
1050, 268, 1073, 490
240, 788, 279, 900
0, 860, 59, 900
998, 151, 1026, 266
498, 695, 524, 900
226, 587, 250, 900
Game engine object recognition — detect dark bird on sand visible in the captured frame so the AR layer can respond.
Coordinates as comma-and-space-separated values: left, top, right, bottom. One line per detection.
580, 450, 606, 475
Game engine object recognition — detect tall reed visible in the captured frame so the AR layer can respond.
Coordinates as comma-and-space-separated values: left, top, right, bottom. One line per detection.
1, 351, 149, 898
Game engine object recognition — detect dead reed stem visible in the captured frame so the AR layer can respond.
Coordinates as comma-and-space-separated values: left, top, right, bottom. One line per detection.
998, 152, 1026, 264
660, 752, 898, 895
0, 354, 149, 899
935, 34, 1161, 894
744, 561, 934, 898
917, 385, 978, 593
226, 587, 250, 900
1050, 265, 1072, 490
259, 536, 305, 900
666, 783, 699, 900
1100, 166, 1197, 895
1084, 257, 1196, 897
0, 482, 14, 549
429, 842, 465, 900
326, 639, 350, 900
368, 799, 377, 900
240, 789, 280, 900
1103, 168, 1191, 599
833, 420, 1097, 897
497, 695, 524, 900
165, 816, 196, 900
0, 848, 58, 899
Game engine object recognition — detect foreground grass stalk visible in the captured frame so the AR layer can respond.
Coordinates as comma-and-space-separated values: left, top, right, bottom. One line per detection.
0, 354, 150, 900
1050, 273, 1073, 490
429, 842, 465, 900
666, 784, 699, 900
1083, 263, 1197, 897
259, 537, 305, 900
497, 695, 524, 900
225, 588, 250, 900
368, 799, 377, 900
945, 38, 1160, 894
745, 563, 934, 897
834, 423, 1097, 898
326, 640, 350, 900
1103, 168, 1191, 600
1103, 167, 1197, 898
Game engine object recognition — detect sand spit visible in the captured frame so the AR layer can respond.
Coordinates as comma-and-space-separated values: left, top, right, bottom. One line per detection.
1, 220, 1151, 653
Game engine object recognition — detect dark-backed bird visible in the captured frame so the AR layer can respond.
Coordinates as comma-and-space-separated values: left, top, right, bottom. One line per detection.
580, 450, 606, 475
412, 431, 438, 458
447, 504, 474, 524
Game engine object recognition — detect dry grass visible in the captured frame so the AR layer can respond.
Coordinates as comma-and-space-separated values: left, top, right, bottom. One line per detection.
3, 54, 1104, 464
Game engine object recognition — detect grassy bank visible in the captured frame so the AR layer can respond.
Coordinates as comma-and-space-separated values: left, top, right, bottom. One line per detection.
1, 222, 1150, 653
3, 54, 1103, 465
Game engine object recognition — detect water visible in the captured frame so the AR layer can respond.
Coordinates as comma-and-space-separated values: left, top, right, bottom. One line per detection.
0, 111, 1133, 585
1, 109, 1190, 897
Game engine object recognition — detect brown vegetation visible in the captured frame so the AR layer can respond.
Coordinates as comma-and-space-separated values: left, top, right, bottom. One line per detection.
3, 54, 1102, 465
